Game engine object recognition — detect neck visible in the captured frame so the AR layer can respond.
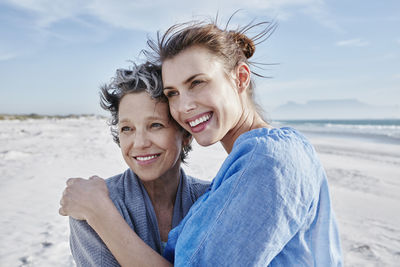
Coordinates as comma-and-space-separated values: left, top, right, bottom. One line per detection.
141, 162, 181, 208
221, 107, 269, 154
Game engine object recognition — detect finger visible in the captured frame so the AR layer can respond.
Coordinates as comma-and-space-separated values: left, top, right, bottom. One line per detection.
67, 177, 85, 185
66, 178, 75, 186
89, 175, 100, 180
60, 188, 69, 205
59, 207, 67, 216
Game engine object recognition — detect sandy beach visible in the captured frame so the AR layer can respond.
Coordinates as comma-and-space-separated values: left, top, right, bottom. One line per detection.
0, 117, 399, 266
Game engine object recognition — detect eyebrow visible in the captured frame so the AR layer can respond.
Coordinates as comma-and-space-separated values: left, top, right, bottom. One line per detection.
119, 118, 130, 124
146, 115, 166, 121
118, 116, 167, 124
163, 73, 204, 91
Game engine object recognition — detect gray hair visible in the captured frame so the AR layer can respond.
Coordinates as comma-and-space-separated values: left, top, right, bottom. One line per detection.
100, 62, 191, 162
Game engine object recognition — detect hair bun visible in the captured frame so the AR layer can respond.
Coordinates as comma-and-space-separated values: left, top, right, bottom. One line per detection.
228, 31, 255, 59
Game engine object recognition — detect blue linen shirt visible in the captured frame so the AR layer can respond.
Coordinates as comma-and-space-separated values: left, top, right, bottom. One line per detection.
164, 127, 342, 266
69, 168, 210, 267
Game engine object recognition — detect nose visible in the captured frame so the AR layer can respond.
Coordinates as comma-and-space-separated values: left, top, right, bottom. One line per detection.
132, 130, 151, 149
177, 91, 196, 114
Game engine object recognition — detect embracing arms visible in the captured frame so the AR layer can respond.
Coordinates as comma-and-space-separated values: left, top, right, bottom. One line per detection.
59, 177, 172, 267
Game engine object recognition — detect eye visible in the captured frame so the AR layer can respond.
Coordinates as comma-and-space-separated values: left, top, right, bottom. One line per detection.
190, 80, 204, 89
164, 90, 178, 98
120, 126, 131, 133
151, 122, 163, 129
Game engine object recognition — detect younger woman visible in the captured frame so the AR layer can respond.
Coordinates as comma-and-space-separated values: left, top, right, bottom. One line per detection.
60, 63, 209, 266
156, 22, 342, 266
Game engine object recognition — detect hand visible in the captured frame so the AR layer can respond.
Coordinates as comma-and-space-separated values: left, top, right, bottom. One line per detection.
59, 176, 110, 222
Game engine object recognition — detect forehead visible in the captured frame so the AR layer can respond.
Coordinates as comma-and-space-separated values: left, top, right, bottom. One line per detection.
118, 92, 169, 120
162, 46, 220, 85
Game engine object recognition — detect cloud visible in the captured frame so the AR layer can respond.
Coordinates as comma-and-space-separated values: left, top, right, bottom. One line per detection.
85, 0, 329, 32
2, 0, 335, 60
0, 52, 17, 61
300, 2, 343, 33
335, 38, 369, 47
3, 0, 331, 32
5, 0, 86, 28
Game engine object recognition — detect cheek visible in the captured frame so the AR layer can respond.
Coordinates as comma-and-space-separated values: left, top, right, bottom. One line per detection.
119, 138, 129, 155
170, 131, 182, 148
167, 132, 184, 157
169, 104, 181, 122
175, 133, 184, 150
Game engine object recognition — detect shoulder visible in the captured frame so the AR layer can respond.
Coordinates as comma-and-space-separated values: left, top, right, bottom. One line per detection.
181, 169, 210, 199
234, 127, 309, 148
185, 174, 211, 187
233, 127, 317, 163
69, 217, 102, 248
230, 127, 324, 193
69, 217, 121, 266
187, 175, 210, 192
105, 169, 140, 202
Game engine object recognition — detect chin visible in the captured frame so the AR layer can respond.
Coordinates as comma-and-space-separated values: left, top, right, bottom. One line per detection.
195, 136, 218, 147
137, 174, 159, 182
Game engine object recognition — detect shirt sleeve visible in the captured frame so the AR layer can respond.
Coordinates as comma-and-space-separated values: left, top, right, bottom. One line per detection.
69, 218, 121, 267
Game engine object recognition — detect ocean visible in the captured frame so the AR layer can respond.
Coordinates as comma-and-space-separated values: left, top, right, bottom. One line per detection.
273, 119, 400, 145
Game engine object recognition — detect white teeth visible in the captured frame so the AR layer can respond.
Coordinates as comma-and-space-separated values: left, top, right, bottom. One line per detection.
189, 114, 211, 127
136, 155, 158, 161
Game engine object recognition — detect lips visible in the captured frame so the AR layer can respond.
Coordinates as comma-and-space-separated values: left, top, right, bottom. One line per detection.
185, 112, 213, 133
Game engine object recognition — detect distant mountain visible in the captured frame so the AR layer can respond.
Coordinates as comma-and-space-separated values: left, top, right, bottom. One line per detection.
271, 99, 399, 120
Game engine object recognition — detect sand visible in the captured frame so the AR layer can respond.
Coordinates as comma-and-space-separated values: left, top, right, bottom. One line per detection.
0, 117, 399, 266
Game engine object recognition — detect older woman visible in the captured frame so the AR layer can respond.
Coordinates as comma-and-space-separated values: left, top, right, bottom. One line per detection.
60, 62, 210, 266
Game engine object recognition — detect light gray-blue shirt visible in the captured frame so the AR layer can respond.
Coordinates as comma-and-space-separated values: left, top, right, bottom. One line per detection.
69, 168, 210, 267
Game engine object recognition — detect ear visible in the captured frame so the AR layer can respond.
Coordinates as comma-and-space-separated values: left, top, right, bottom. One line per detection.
235, 63, 251, 94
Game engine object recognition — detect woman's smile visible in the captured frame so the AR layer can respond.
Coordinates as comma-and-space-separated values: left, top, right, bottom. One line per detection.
185, 112, 213, 133
133, 153, 161, 165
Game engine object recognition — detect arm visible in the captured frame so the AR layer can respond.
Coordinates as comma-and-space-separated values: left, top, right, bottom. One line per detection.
69, 217, 120, 267
59, 177, 172, 267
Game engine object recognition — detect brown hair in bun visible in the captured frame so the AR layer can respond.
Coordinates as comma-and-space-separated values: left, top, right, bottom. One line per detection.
228, 31, 256, 59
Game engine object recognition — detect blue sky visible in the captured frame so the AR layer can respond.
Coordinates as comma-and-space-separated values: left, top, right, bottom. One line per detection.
0, 0, 399, 115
